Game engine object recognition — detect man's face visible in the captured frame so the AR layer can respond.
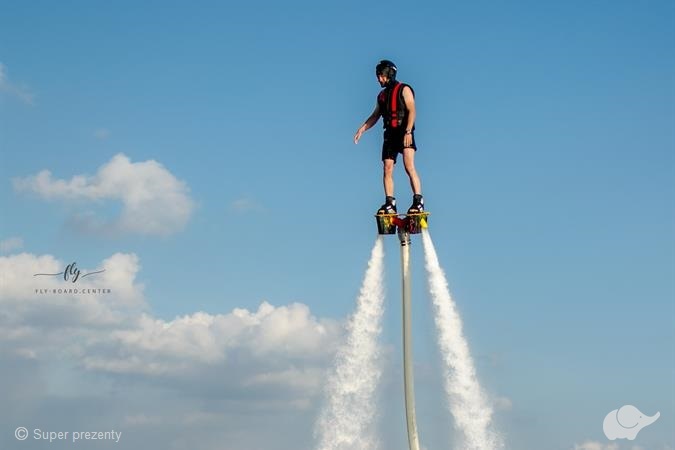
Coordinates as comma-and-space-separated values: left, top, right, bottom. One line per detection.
377, 73, 389, 87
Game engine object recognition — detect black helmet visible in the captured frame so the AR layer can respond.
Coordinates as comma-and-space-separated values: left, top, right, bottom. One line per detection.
376, 60, 397, 82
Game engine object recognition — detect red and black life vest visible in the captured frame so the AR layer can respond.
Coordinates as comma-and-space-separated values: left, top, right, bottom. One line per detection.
377, 82, 414, 130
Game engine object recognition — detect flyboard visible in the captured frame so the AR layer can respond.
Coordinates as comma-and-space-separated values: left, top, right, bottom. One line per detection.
374, 211, 429, 450
375, 212, 429, 239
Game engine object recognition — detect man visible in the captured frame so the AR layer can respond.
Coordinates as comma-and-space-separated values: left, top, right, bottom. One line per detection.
354, 59, 424, 215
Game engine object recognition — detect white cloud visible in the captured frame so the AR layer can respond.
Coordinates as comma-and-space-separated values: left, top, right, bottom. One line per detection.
13, 153, 195, 236
571, 442, 664, 450
0, 248, 345, 449
0, 251, 144, 307
572, 441, 619, 450
81, 301, 339, 395
94, 128, 110, 141
0, 252, 147, 359
230, 197, 264, 213
93, 128, 111, 140
0, 62, 35, 105
122, 413, 163, 426
493, 396, 513, 411
0, 250, 341, 402
0, 236, 23, 253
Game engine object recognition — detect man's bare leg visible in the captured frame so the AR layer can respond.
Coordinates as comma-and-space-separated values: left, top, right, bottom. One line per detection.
377, 159, 397, 213
402, 148, 422, 195
383, 159, 395, 197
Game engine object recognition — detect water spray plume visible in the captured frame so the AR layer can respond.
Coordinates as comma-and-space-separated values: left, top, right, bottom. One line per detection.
315, 237, 386, 450
421, 230, 502, 450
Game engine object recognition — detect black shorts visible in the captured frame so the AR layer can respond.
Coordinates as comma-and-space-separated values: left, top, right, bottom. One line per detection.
382, 128, 417, 163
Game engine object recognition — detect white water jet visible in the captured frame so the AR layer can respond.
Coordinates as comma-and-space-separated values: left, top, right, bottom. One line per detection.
315, 237, 386, 450
421, 230, 502, 450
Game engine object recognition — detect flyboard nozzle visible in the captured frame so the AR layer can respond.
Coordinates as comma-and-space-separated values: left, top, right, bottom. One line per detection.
397, 228, 411, 246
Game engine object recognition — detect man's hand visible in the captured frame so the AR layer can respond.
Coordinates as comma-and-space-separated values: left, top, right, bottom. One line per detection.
403, 131, 413, 148
354, 127, 365, 144
355, 105, 381, 144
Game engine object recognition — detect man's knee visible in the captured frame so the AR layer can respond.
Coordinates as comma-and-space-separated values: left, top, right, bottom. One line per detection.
403, 156, 416, 174
383, 160, 395, 175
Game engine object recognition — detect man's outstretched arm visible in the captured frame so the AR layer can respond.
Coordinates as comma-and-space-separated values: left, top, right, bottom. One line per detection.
354, 103, 381, 144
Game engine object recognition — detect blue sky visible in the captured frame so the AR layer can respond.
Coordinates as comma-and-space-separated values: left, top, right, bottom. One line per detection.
1, 1, 673, 449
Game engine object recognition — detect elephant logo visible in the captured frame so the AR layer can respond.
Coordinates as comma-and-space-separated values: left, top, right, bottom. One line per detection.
603, 405, 660, 440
